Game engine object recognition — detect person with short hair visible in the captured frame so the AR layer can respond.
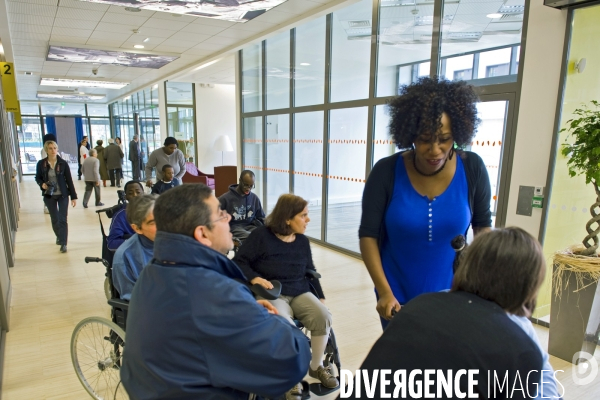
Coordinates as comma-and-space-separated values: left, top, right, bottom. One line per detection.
107, 181, 144, 251
81, 148, 104, 208
233, 194, 336, 398
35, 140, 77, 253
129, 134, 141, 180
104, 138, 124, 187
121, 184, 311, 399
219, 170, 265, 241
95, 139, 110, 187
145, 137, 186, 187
349, 228, 547, 399
151, 164, 180, 195
112, 195, 157, 300
78, 137, 89, 181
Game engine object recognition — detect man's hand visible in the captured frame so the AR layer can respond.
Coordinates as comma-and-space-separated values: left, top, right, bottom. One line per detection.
256, 300, 278, 315
320, 299, 326, 305
145, 179, 153, 188
250, 277, 273, 289
95, 181, 100, 186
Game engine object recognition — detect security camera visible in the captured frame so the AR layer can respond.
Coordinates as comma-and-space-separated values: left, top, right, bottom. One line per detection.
92, 67, 99, 76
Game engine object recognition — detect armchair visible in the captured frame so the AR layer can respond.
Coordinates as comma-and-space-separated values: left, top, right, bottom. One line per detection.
182, 162, 215, 190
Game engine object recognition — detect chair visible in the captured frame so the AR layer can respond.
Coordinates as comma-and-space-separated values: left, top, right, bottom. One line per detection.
182, 162, 215, 189
214, 165, 238, 197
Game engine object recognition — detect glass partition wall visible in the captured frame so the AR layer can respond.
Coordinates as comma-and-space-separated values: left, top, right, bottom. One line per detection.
241, 0, 526, 255
166, 82, 196, 164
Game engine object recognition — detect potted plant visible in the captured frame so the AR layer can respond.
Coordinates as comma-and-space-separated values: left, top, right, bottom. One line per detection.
548, 100, 600, 364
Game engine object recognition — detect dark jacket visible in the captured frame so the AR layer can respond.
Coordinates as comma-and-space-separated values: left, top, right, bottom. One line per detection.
95, 145, 110, 180
35, 156, 78, 200
359, 150, 491, 246
218, 185, 265, 227
104, 143, 124, 170
346, 291, 543, 399
129, 139, 140, 162
121, 231, 311, 400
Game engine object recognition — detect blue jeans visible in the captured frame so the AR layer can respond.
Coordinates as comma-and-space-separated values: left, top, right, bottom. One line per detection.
44, 196, 69, 245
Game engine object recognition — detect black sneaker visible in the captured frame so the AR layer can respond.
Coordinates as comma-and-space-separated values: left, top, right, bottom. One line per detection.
96, 202, 104, 207
56, 238, 60, 245
60, 245, 67, 253
83, 204, 88, 208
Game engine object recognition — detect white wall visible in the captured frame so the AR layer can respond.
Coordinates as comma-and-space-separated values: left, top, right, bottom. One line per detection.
158, 82, 167, 145
504, 1, 568, 238
195, 83, 237, 174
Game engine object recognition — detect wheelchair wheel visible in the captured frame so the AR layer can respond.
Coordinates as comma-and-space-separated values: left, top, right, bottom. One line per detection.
104, 277, 112, 301
71, 317, 128, 400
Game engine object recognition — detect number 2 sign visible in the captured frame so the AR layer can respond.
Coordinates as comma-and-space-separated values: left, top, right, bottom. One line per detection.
0, 62, 20, 113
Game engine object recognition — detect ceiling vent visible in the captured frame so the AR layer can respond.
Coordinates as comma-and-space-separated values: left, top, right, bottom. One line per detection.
348, 20, 371, 28
498, 5, 525, 14
125, 7, 141, 12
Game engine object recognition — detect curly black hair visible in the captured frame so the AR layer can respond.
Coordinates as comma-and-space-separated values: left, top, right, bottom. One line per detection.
387, 77, 480, 149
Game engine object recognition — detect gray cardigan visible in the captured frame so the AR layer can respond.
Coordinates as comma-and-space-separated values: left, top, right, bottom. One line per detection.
82, 157, 101, 183
145, 148, 186, 182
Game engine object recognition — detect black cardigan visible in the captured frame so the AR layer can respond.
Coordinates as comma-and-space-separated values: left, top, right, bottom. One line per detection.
359, 150, 491, 246
35, 156, 78, 200
347, 291, 543, 399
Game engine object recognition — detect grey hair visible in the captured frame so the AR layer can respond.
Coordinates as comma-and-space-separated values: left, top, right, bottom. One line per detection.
89, 149, 98, 156
126, 194, 157, 228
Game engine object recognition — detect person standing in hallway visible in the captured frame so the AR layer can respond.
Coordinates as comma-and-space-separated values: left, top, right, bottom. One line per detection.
359, 77, 492, 329
129, 135, 141, 180
35, 140, 77, 253
145, 137, 186, 187
41, 133, 57, 214
95, 140, 110, 187
81, 149, 104, 209
104, 138, 124, 188
116, 137, 125, 185
78, 137, 89, 181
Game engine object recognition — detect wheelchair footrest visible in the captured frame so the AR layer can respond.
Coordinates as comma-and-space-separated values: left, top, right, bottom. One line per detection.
308, 382, 339, 396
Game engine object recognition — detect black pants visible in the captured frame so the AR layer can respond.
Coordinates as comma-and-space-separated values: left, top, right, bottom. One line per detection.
77, 162, 82, 179
109, 168, 123, 187
131, 159, 141, 180
44, 195, 69, 245
83, 182, 101, 206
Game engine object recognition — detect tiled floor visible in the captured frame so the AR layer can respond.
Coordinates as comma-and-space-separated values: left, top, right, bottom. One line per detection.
2, 177, 598, 399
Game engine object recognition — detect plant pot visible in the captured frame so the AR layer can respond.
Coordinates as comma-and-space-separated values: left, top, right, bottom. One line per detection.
548, 261, 600, 364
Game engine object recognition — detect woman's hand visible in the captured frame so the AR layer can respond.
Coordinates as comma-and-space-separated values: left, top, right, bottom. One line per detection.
41, 183, 48, 190
320, 299, 326, 305
256, 300, 278, 315
71, 200, 77, 207
251, 277, 273, 289
376, 292, 401, 320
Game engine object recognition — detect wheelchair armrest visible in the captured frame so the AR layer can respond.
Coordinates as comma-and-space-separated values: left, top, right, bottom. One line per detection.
305, 270, 321, 280
108, 298, 130, 310
250, 280, 282, 300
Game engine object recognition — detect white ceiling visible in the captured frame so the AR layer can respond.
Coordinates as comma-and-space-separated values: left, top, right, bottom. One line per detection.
1, 0, 341, 103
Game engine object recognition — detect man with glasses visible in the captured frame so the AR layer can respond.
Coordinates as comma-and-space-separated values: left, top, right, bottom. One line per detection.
219, 170, 266, 241
121, 184, 310, 399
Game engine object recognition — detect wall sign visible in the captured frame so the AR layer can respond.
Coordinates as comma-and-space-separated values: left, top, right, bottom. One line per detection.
0, 62, 20, 113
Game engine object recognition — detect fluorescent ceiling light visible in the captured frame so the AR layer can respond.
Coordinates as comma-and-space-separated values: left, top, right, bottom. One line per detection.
193, 59, 221, 71
486, 13, 503, 18
37, 92, 106, 100
41, 77, 129, 89
76, 0, 290, 23
134, 45, 145, 49
300, 63, 311, 66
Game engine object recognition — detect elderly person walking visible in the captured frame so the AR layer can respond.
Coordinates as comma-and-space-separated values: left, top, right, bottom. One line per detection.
95, 140, 110, 187
82, 149, 104, 208
104, 138, 124, 188
145, 137, 186, 188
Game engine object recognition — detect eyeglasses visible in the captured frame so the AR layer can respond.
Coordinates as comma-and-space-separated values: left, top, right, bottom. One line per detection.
211, 209, 229, 224
239, 181, 255, 189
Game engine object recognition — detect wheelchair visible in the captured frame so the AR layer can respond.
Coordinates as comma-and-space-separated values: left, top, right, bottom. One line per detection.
247, 270, 341, 398
71, 257, 129, 400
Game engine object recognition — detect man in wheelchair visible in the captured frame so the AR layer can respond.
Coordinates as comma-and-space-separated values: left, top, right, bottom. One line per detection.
219, 170, 266, 243
107, 180, 144, 251
233, 194, 339, 400
112, 194, 156, 300
121, 184, 311, 400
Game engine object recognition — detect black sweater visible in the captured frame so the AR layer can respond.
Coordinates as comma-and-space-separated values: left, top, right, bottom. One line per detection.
35, 156, 78, 200
233, 226, 324, 298
345, 291, 543, 399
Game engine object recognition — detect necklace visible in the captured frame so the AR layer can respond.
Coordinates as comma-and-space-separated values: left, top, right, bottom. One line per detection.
412, 152, 447, 177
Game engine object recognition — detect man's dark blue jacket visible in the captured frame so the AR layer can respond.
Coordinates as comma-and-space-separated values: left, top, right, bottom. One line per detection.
121, 231, 311, 399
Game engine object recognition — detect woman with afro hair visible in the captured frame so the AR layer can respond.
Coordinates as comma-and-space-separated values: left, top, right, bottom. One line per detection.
359, 77, 493, 329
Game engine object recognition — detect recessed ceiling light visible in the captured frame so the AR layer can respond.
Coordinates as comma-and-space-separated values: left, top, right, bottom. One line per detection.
300, 63, 311, 66
134, 45, 145, 49
37, 92, 105, 100
143, 38, 150, 43
125, 7, 141, 12
24, 71, 34, 75
41, 77, 129, 90
486, 13, 503, 18
152, 84, 158, 89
